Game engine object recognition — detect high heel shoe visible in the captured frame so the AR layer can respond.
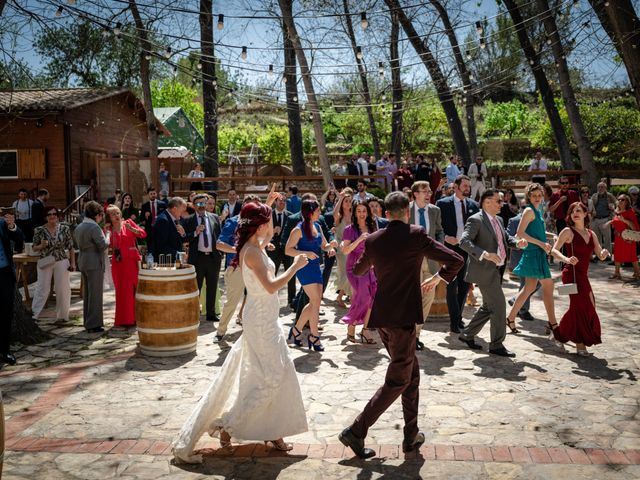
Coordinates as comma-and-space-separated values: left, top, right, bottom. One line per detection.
288, 326, 303, 347
358, 328, 377, 344
506, 318, 520, 334
546, 321, 560, 340
264, 439, 293, 451
308, 334, 324, 352
219, 429, 232, 448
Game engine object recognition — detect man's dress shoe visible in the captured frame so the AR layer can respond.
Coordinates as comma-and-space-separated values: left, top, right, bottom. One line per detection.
489, 347, 516, 357
338, 428, 375, 459
458, 336, 482, 350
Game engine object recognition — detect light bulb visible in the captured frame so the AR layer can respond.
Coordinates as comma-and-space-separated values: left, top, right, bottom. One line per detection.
217, 14, 224, 30
360, 12, 368, 30
466, 50, 472, 60
356, 46, 363, 59
241, 46, 247, 60
268, 64, 273, 76
197, 63, 202, 70
113, 22, 122, 36
475, 21, 483, 35
164, 46, 172, 59
55, 6, 63, 17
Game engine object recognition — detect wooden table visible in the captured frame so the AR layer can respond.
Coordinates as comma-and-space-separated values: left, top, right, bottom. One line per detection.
13, 253, 82, 307
13, 253, 39, 306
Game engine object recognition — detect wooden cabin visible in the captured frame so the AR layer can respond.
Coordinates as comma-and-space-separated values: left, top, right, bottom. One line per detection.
0, 88, 170, 209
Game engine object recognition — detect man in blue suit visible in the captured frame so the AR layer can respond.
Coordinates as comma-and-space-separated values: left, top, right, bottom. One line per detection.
152, 197, 187, 262
0, 210, 24, 365
435, 175, 479, 333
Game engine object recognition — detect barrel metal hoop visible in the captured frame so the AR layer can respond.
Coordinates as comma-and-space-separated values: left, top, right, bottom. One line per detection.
138, 273, 197, 281
137, 324, 199, 334
135, 291, 200, 301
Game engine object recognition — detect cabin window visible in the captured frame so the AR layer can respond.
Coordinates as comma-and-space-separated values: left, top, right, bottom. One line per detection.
0, 150, 18, 178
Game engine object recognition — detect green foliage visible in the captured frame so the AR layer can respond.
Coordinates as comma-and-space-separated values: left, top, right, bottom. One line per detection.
483, 100, 536, 138
257, 125, 290, 164
530, 100, 640, 161
151, 80, 204, 134
218, 122, 259, 159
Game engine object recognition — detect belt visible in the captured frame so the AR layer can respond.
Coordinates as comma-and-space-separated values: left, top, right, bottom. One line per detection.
198, 251, 215, 255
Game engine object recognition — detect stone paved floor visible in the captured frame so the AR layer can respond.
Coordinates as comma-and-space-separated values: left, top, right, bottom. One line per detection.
1, 263, 639, 479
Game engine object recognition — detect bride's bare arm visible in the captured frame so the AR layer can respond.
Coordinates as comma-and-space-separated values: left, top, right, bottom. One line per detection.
243, 246, 308, 294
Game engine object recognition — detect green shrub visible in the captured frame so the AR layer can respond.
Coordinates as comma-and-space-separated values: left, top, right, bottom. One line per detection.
483, 100, 536, 138
257, 125, 290, 164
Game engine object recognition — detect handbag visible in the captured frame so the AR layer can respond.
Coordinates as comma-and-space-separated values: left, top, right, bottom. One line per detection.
37, 255, 56, 270
557, 237, 578, 295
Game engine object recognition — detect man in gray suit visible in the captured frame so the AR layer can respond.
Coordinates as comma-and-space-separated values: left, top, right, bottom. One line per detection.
74, 201, 109, 333
409, 181, 444, 350
458, 189, 526, 357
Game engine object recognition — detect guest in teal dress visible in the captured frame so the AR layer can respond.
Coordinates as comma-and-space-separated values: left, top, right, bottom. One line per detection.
506, 183, 575, 336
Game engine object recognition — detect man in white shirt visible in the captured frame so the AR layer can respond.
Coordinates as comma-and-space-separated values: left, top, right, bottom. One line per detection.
13, 188, 34, 241
467, 156, 488, 201
353, 180, 375, 204
375, 153, 389, 188
529, 151, 548, 184
445, 155, 462, 183
357, 153, 369, 177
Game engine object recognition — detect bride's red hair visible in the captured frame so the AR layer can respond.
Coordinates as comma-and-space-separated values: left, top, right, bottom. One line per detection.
231, 201, 272, 269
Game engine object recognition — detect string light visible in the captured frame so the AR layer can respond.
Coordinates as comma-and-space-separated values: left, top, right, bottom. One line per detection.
113, 22, 122, 36
217, 14, 224, 30
360, 12, 368, 30
378, 61, 384, 77
197, 63, 202, 69
241, 46, 247, 60
164, 46, 172, 59
466, 50, 472, 60
356, 46, 363, 59
479, 38, 486, 49
55, 6, 63, 17
145, 53, 151, 60
475, 21, 483, 35
268, 64, 273, 76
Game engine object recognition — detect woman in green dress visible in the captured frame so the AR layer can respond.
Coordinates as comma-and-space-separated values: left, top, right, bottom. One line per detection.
506, 183, 577, 336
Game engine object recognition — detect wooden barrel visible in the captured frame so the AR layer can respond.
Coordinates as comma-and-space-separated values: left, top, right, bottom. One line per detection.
1, 388, 4, 478
136, 264, 200, 357
427, 280, 449, 318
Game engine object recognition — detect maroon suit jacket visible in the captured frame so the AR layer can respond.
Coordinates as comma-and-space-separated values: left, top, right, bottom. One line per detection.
353, 220, 463, 329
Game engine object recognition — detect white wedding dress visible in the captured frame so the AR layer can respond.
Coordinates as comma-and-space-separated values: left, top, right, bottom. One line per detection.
172, 249, 308, 463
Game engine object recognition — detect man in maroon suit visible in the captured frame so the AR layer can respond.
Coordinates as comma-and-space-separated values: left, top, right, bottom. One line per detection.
339, 192, 464, 458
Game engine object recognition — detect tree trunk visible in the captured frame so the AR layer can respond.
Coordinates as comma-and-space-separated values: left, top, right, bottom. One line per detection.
429, 0, 478, 160
0, 0, 7, 16
588, 0, 640, 108
278, 0, 332, 188
282, 20, 305, 175
342, 0, 380, 161
199, 0, 219, 180
502, 0, 574, 170
385, 0, 470, 167
537, 0, 597, 188
12, 287, 50, 345
128, 0, 158, 157
390, 9, 403, 161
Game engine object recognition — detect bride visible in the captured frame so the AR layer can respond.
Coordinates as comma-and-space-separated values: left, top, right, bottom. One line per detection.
173, 201, 309, 464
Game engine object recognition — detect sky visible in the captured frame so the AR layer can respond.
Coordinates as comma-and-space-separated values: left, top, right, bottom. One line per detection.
2, 0, 630, 101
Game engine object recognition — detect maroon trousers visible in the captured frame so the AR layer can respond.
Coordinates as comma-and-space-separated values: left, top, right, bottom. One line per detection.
351, 325, 420, 441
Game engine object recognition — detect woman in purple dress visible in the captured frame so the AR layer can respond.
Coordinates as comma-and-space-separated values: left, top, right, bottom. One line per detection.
340, 202, 377, 344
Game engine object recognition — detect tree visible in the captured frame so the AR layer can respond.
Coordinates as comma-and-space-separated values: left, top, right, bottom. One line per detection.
199, 0, 219, 179
151, 80, 204, 133
588, 0, 640, 108
429, 0, 478, 159
282, 20, 305, 175
384, 0, 471, 167
278, 0, 332, 188
537, 0, 597, 188
390, 9, 403, 161
33, 20, 144, 88
502, 0, 574, 170
340, 0, 380, 161
129, 0, 158, 157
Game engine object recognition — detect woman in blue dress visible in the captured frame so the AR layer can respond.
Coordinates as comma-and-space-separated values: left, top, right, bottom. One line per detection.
285, 200, 336, 351
506, 183, 577, 335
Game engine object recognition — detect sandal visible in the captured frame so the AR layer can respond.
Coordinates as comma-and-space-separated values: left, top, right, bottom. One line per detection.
336, 298, 347, 308
264, 439, 293, 451
506, 318, 520, 334
546, 321, 561, 341
358, 328, 377, 344
347, 334, 357, 343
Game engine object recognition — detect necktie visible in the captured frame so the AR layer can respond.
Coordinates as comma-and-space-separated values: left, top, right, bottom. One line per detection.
151, 201, 156, 222
490, 216, 506, 263
418, 207, 427, 230
201, 215, 209, 248
277, 213, 282, 229
460, 198, 467, 221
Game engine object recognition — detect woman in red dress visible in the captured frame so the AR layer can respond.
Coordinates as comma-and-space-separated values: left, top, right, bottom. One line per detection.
553, 202, 610, 356
106, 205, 147, 327
609, 194, 640, 280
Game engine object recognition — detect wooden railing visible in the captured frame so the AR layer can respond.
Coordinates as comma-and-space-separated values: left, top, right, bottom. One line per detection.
61, 186, 94, 224
171, 174, 390, 195
493, 169, 586, 188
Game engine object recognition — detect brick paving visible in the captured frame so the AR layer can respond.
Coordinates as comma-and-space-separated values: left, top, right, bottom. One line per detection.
1, 263, 639, 478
